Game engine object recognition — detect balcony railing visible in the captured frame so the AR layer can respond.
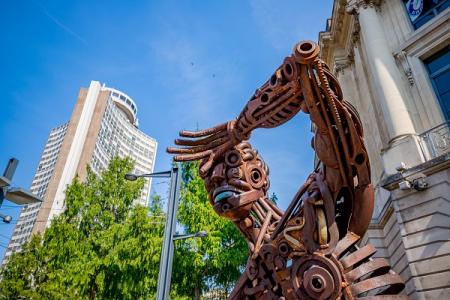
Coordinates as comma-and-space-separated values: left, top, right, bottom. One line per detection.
419, 121, 450, 160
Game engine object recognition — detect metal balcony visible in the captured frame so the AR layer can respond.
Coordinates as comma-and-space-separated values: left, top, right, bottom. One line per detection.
419, 121, 450, 160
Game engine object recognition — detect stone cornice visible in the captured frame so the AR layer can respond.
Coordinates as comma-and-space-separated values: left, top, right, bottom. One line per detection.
319, 0, 353, 64
346, 0, 382, 15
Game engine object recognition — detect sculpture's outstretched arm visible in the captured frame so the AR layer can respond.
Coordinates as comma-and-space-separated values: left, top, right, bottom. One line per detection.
168, 41, 373, 236
167, 45, 312, 176
167, 41, 366, 181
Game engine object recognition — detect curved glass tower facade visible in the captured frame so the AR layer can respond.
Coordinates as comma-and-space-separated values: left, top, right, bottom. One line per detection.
3, 81, 157, 263
91, 88, 156, 204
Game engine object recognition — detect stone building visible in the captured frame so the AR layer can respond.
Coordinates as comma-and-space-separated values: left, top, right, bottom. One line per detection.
319, 0, 449, 298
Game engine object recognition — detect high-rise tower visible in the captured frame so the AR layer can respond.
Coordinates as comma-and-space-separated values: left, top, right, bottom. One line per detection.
3, 81, 157, 262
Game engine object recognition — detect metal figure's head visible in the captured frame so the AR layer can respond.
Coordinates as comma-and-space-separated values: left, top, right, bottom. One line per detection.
202, 142, 270, 220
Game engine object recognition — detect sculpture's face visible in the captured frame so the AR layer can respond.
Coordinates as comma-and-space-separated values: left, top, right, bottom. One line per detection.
203, 142, 269, 220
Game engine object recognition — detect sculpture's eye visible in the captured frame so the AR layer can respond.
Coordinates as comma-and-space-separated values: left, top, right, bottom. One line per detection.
248, 165, 265, 189
225, 150, 242, 167
227, 167, 242, 179
251, 170, 261, 182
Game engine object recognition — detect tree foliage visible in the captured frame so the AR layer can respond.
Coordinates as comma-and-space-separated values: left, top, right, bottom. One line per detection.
0, 158, 250, 299
171, 162, 248, 299
0, 157, 165, 299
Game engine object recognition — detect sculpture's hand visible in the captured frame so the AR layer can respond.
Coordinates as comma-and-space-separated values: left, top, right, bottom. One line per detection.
167, 120, 248, 176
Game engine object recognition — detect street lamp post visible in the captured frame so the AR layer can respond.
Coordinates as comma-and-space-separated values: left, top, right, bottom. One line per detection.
0, 158, 42, 222
155, 165, 180, 300
125, 165, 207, 300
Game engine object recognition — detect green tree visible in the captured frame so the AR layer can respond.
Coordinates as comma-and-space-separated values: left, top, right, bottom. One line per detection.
0, 157, 165, 299
171, 162, 248, 299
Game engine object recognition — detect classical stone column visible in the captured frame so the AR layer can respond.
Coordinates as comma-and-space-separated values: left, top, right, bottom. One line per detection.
346, 0, 425, 174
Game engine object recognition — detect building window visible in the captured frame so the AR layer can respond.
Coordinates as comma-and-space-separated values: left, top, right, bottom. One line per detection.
403, 0, 449, 29
424, 45, 450, 119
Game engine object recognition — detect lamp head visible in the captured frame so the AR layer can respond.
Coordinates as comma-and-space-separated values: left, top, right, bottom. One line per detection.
1, 215, 12, 223
124, 173, 139, 181
195, 230, 208, 238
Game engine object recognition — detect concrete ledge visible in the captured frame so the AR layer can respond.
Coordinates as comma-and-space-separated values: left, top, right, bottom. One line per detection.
381, 153, 450, 190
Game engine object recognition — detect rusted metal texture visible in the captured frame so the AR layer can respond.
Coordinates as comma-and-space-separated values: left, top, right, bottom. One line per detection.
167, 41, 407, 299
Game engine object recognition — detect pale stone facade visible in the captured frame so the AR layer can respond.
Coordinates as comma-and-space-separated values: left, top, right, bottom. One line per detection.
319, 0, 449, 299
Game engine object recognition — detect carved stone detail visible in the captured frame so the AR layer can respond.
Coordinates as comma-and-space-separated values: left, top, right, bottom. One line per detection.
394, 51, 415, 85
346, 0, 382, 15
351, 17, 361, 44
334, 58, 353, 75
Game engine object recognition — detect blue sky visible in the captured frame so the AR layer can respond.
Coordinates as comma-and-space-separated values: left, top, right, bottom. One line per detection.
0, 0, 333, 259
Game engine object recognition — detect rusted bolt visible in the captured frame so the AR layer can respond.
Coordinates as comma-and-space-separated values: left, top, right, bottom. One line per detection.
293, 41, 320, 64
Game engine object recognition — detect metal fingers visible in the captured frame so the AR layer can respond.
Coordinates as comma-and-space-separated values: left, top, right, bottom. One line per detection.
340, 244, 377, 270
331, 234, 408, 299
178, 122, 228, 138
345, 258, 391, 283
167, 121, 244, 175
350, 273, 405, 297
168, 136, 229, 155
332, 231, 360, 259
174, 130, 227, 146
167, 149, 212, 162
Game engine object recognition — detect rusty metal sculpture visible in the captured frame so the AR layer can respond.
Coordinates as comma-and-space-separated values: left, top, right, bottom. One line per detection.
167, 41, 407, 299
